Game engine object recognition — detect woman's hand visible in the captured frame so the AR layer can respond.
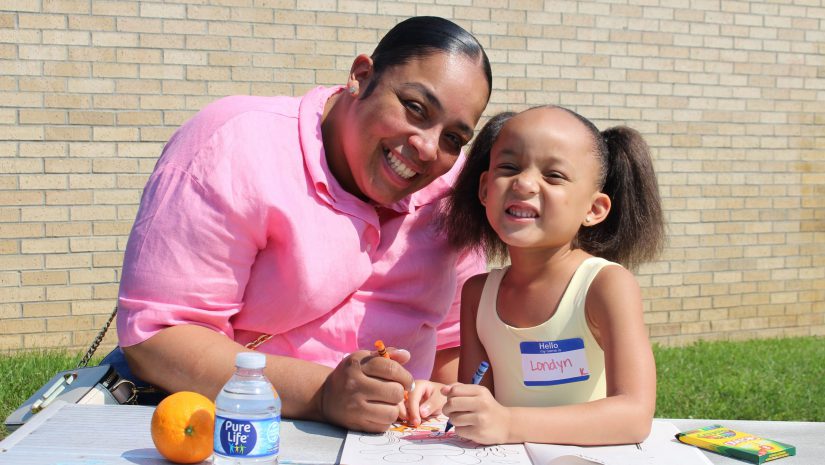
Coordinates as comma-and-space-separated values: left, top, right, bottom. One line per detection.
401, 380, 447, 427
441, 383, 512, 445
320, 347, 414, 433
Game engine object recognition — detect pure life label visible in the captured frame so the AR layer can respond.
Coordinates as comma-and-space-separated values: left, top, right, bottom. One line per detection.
214, 415, 280, 458
520, 338, 590, 386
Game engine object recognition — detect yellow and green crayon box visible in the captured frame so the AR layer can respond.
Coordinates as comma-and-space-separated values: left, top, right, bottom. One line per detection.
675, 424, 796, 464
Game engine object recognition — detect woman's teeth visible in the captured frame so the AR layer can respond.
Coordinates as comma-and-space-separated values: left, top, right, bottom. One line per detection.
386, 152, 416, 179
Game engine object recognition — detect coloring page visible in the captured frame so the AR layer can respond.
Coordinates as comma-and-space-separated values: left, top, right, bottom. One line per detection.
339, 416, 531, 465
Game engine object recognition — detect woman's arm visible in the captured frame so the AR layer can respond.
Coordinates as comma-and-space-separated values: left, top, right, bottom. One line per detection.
124, 324, 414, 433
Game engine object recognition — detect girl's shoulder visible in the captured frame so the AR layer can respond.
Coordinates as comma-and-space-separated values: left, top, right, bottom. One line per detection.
585, 261, 641, 317
461, 270, 498, 309
588, 259, 636, 294
463, 271, 491, 293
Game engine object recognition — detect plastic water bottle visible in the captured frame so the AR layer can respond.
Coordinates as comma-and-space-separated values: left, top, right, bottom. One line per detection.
213, 352, 281, 465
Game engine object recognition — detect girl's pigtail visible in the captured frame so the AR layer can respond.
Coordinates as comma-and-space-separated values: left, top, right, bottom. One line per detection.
580, 126, 665, 270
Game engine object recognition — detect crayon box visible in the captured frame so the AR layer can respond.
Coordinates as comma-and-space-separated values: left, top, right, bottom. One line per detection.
675, 424, 796, 464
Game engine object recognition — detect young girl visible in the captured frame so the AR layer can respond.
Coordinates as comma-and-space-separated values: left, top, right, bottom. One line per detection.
406, 105, 664, 446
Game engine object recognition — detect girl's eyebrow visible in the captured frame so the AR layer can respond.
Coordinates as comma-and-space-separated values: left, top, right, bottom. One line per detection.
400, 82, 474, 140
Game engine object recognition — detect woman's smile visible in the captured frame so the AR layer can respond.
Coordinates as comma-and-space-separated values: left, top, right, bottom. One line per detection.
384, 149, 418, 180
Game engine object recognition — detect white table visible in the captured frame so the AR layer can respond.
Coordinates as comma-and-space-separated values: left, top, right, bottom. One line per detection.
1, 402, 821, 464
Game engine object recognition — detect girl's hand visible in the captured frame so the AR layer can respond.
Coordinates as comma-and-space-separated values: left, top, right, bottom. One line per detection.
441, 383, 512, 445
402, 380, 447, 427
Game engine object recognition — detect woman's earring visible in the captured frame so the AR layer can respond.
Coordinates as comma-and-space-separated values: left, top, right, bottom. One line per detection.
585, 216, 592, 224
348, 84, 358, 96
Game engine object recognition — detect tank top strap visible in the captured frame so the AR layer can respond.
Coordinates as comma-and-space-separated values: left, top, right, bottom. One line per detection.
477, 267, 508, 327
568, 257, 618, 312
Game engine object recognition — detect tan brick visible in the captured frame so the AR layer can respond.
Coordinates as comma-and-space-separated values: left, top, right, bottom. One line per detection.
72, 299, 115, 315
20, 109, 67, 125
47, 315, 96, 332
0, 253, 44, 270
0, 286, 46, 304
45, 253, 91, 269
141, 126, 177, 142
0, 317, 46, 333
0, 240, 18, 254
0, 126, 44, 141
19, 44, 68, 60
115, 111, 161, 126
46, 285, 92, 301
68, 174, 115, 189
45, 222, 92, 237
44, 190, 91, 205
20, 206, 69, 222
93, 282, 120, 299
0, 13, 15, 28
70, 236, 117, 251
69, 205, 117, 221
44, 93, 91, 109
45, 126, 91, 141
24, 332, 72, 349
21, 237, 69, 254
0, 271, 20, 286
21, 270, 68, 286
43, 62, 91, 77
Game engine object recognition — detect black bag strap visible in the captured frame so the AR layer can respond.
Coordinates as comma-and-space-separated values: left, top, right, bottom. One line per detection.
78, 306, 118, 368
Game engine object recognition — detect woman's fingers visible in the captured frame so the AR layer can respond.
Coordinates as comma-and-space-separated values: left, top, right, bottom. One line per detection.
320, 349, 414, 432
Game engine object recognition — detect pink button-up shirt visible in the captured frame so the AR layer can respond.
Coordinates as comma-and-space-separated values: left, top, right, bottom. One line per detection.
116, 86, 485, 379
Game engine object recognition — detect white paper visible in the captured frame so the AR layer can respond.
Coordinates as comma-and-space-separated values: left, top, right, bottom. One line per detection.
524, 421, 713, 465
340, 416, 533, 465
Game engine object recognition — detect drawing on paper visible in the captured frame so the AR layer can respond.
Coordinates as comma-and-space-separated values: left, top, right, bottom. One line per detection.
341, 416, 531, 465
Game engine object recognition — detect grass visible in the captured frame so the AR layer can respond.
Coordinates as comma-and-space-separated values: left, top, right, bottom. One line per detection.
653, 336, 825, 421
0, 349, 101, 439
0, 337, 822, 439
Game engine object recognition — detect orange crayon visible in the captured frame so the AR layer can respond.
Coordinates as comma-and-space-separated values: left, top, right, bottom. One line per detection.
375, 340, 390, 358
374, 340, 411, 401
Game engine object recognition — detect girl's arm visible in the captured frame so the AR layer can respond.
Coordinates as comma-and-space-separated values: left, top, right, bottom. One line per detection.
456, 273, 494, 390
405, 274, 494, 426
502, 265, 656, 445
442, 274, 519, 443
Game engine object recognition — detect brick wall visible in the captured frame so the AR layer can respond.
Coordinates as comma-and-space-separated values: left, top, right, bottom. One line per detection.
1, 1, 823, 352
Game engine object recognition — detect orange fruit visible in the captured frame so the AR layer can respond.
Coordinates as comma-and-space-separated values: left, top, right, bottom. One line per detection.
151, 391, 216, 464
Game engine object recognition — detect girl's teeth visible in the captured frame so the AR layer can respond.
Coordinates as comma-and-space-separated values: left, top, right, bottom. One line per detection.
386, 152, 415, 179
508, 208, 537, 218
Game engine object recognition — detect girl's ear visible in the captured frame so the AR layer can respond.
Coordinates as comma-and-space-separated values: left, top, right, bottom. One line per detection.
347, 54, 374, 97
478, 171, 489, 206
583, 192, 611, 227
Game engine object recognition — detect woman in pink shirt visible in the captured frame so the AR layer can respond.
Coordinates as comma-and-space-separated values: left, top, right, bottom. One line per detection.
112, 16, 492, 432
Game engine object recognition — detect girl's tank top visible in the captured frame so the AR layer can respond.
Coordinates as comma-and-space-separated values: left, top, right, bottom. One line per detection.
476, 257, 617, 407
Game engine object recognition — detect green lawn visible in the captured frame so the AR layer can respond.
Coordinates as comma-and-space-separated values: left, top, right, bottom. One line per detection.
0, 350, 92, 438
0, 336, 823, 439
653, 336, 825, 421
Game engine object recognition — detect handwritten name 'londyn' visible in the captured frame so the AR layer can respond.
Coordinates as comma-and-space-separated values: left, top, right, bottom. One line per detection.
529, 357, 573, 373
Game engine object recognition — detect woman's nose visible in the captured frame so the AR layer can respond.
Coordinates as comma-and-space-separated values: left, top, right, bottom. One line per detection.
408, 130, 439, 162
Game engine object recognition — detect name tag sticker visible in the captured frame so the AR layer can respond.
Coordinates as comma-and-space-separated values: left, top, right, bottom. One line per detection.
520, 338, 590, 386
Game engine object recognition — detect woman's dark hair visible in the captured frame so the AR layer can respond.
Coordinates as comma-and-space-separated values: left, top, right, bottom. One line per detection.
362, 16, 492, 99
445, 106, 665, 270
